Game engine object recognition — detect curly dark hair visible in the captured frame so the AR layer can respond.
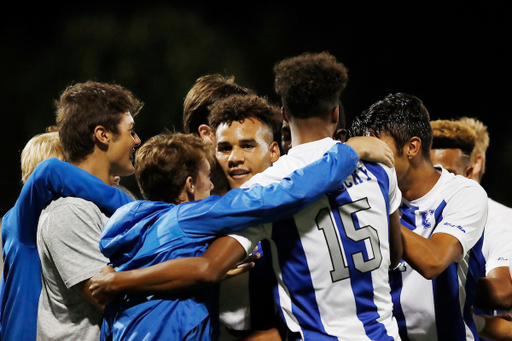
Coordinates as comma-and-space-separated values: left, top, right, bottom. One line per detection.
349, 93, 432, 158
135, 133, 215, 204
56, 81, 142, 163
183, 74, 253, 134
431, 120, 477, 157
274, 51, 348, 119
208, 94, 281, 135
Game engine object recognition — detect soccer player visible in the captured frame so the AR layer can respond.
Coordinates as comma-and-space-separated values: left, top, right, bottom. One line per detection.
35, 81, 142, 341
93, 132, 370, 341
350, 94, 488, 341
209, 94, 282, 340
226, 52, 403, 340
183, 74, 253, 195
458, 117, 512, 225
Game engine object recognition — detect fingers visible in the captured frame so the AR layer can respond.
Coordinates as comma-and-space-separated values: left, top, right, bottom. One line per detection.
224, 262, 255, 280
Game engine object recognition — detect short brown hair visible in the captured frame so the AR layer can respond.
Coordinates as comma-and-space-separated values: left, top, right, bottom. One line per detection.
183, 74, 252, 134
135, 133, 215, 204
56, 81, 142, 163
274, 51, 348, 119
21, 132, 65, 183
208, 94, 281, 136
431, 120, 477, 157
458, 117, 489, 174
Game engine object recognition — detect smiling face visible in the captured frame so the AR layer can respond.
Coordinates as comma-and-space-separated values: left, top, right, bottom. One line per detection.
215, 118, 279, 189
108, 113, 141, 177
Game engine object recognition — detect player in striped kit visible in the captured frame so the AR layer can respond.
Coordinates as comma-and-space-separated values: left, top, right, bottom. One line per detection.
229, 52, 403, 340
350, 94, 488, 341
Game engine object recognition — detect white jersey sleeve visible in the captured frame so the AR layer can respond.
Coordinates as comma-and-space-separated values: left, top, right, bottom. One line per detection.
483, 215, 512, 275
433, 182, 488, 259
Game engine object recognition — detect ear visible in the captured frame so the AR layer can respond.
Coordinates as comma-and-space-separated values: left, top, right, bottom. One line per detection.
184, 176, 195, 202
269, 141, 280, 164
333, 129, 347, 142
198, 124, 215, 145
93, 125, 110, 145
331, 105, 339, 125
406, 137, 422, 159
464, 165, 475, 179
471, 154, 484, 182
282, 108, 289, 123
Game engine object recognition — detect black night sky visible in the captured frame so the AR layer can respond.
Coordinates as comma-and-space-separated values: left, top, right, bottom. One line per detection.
1, 2, 511, 215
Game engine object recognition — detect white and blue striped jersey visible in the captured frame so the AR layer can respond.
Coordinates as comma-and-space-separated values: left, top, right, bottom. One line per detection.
230, 138, 402, 340
391, 166, 487, 341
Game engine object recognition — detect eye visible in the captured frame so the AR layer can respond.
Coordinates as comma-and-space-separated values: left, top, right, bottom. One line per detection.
242, 144, 255, 150
217, 145, 232, 153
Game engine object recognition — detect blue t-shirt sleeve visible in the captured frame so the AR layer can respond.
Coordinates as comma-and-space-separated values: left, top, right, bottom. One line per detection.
178, 143, 359, 235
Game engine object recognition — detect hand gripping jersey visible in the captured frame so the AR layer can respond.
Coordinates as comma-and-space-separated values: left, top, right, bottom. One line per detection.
230, 138, 402, 341
0, 159, 133, 341
391, 166, 487, 341
99, 143, 360, 341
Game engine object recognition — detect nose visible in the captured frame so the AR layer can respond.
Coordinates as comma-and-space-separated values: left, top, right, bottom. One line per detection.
133, 132, 141, 146
227, 147, 244, 167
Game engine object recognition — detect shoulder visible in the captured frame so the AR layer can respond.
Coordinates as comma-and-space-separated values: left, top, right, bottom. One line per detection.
43, 197, 103, 216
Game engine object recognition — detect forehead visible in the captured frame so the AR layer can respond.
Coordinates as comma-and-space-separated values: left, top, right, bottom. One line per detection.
430, 148, 464, 164
119, 112, 134, 126
215, 118, 271, 142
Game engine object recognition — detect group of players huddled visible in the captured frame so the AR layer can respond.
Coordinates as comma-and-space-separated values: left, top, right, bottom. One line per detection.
1, 51, 512, 341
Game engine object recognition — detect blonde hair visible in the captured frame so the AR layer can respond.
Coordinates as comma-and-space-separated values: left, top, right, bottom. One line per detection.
21, 132, 65, 183
457, 117, 489, 174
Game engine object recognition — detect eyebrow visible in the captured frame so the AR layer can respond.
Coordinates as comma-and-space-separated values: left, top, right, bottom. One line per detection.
238, 139, 257, 144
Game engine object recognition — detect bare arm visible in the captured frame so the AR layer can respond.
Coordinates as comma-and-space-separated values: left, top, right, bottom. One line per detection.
478, 314, 512, 341
401, 227, 463, 279
74, 278, 105, 313
345, 136, 394, 168
389, 210, 402, 269
90, 236, 246, 305
475, 267, 512, 310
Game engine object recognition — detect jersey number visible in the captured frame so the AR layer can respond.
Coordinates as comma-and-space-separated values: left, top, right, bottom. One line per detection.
315, 197, 382, 282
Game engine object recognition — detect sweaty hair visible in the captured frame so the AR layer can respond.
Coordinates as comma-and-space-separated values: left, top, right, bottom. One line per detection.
208, 94, 281, 138
349, 93, 432, 157
135, 133, 215, 204
183, 74, 253, 134
431, 120, 477, 157
21, 132, 65, 183
56, 81, 142, 163
458, 117, 489, 175
274, 51, 348, 119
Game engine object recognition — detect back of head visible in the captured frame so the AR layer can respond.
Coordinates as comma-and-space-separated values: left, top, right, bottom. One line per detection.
56, 81, 142, 163
350, 93, 432, 157
135, 133, 215, 204
274, 51, 348, 119
457, 117, 489, 173
183, 74, 253, 134
208, 94, 281, 136
431, 120, 477, 157
21, 132, 65, 183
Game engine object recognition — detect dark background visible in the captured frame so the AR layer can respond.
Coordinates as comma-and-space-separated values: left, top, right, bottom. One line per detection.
1, 2, 511, 215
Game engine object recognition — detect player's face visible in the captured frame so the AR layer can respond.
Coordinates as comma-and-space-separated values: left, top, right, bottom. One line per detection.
109, 113, 141, 178
378, 133, 408, 182
193, 158, 214, 201
216, 118, 279, 189
430, 148, 466, 176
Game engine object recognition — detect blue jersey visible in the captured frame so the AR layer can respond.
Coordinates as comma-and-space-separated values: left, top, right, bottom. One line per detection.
98, 143, 360, 341
390, 167, 487, 341
230, 138, 402, 340
0, 159, 133, 341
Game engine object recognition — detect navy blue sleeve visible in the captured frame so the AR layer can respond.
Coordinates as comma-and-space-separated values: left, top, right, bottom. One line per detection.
178, 143, 359, 235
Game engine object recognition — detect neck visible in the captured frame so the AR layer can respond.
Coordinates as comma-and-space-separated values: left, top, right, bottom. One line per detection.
289, 116, 336, 147
72, 152, 115, 186
399, 157, 441, 201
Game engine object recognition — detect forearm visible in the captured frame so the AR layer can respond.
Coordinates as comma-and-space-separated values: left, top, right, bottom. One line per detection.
401, 227, 462, 279
475, 267, 512, 310
389, 210, 402, 269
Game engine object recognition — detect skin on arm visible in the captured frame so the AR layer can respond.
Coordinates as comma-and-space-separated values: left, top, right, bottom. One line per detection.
388, 210, 402, 269
90, 236, 246, 305
345, 136, 394, 168
401, 228, 463, 279
475, 267, 512, 310
478, 314, 512, 341
74, 279, 105, 313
